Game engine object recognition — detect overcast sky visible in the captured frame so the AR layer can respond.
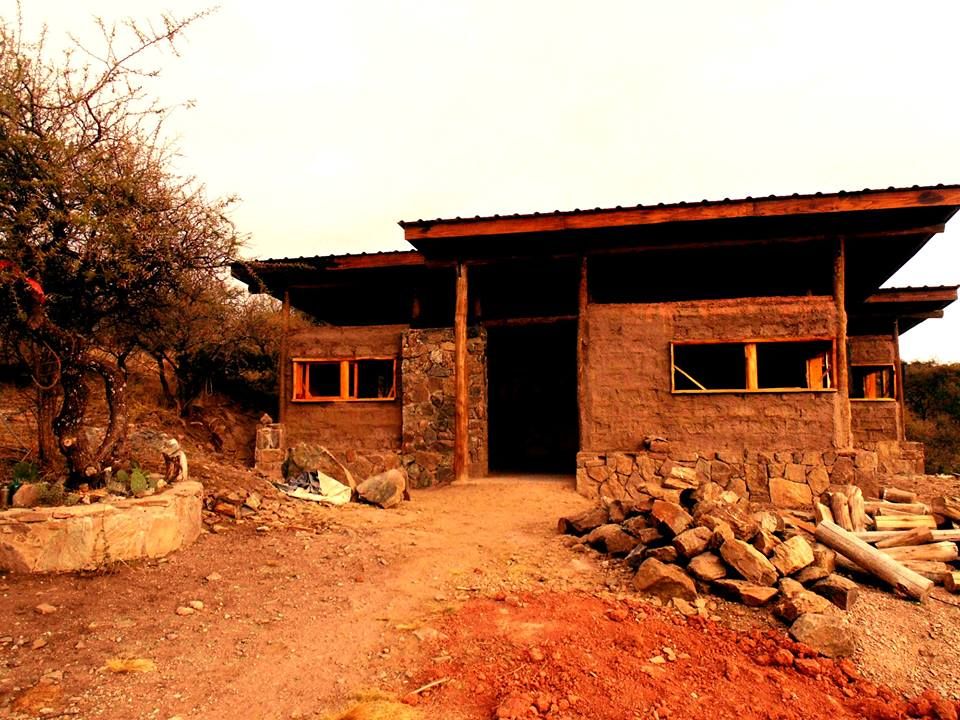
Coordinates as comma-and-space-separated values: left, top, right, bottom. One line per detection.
10, 1, 960, 361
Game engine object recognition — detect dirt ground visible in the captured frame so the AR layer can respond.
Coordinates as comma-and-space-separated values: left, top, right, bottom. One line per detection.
2, 477, 960, 720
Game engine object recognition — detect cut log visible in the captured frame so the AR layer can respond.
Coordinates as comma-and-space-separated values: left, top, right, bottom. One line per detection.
855, 529, 960, 544
814, 502, 834, 525
902, 561, 954, 585
830, 491, 854, 531
874, 527, 934, 549
882, 487, 917, 503
814, 520, 933, 602
864, 501, 931, 516
848, 486, 868, 532
945, 572, 960, 593
812, 574, 860, 610
931, 496, 960, 523
872, 515, 938, 531
880, 541, 959, 563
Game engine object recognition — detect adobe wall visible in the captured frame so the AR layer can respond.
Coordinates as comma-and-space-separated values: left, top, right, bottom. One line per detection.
583, 296, 839, 453
849, 333, 901, 444
282, 324, 406, 477
401, 327, 488, 487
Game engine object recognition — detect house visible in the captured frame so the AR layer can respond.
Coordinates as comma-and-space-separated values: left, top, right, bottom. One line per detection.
231, 185, 959, 508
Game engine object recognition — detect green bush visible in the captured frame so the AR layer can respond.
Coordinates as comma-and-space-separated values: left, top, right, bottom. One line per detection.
904, 361, 960, 474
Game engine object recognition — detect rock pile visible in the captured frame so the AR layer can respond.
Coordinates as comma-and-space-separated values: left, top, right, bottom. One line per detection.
558, 483, 858, 656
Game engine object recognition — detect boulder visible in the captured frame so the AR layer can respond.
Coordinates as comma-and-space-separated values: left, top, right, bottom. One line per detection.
355, 469, 407, 509
650, 500, 692, 537
557, 507, 609, 536
696, 502, 759, 541
583, 524, 639, 556
712, 579, 778, 607
687, 552, 727, 582
752, 530, 782, 557
672, 527, 712, 559
12, 484, 42, 508
769, 478, 813, 509
753, 511, 784, 534
789, 613, 856, 658
812, 574, 860, 610
621, 516, 649, 536
634, 527, 665, 545
632, 558, 697, 602
774, 588, 838, 622
771, 535, 814, 576
793, 566, 831, 586
720, 539, 778, 586
644, 545, 679, 564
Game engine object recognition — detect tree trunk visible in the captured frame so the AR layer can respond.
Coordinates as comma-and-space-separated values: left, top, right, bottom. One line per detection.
36, 385, 59, 466
89, 356, 128, 469
55, 361, 97, 488
155, 354, 176, 408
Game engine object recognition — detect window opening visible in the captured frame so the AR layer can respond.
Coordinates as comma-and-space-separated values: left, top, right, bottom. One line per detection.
851, 365, 895, 399
292, 358, 396, 401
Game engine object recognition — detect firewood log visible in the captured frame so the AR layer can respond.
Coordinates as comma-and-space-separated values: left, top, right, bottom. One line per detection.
882, 487, 917, 504
880, 541, 959, 563
874, 527, 934, 549
864, 501, 931, 516
830, 491, 854, 532
872, 515, 938, 531
931, 497, 960, 523
814, 502, 834, 525
848, 486, 868, 532
902, 561, 954, 585
856, 529, 960, 543
945, 572, 960, 593
814, 520, 933, 602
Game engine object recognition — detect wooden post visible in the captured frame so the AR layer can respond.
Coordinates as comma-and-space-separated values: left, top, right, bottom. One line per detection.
893, 319, 906, 440
833, 237, 852, 448
744, 343, 758, 391
454, 263, 469, 481
279, 289, 290, 424
577, 257, 589, 451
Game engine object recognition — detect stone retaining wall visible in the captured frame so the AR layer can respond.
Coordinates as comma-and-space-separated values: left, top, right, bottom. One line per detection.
576, 439, 925, 509
0, 481, 203, 573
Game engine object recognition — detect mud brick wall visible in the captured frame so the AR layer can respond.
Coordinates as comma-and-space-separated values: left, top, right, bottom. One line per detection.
849, 333, 901, 443
401, 327, 488, 487
282, 324, 406, 468
583, 296, 839, 453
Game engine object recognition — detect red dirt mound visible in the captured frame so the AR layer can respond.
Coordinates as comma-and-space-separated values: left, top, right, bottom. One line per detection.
410, 592, 958, 720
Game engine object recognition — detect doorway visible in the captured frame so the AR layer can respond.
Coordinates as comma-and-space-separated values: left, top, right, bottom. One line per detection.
486, 321, 579, 474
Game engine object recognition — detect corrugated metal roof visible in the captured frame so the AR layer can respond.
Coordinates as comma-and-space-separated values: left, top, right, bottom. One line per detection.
399, 183, 960, 227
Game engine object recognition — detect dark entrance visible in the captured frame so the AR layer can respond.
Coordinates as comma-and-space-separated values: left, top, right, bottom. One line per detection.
486, 321, 578, 474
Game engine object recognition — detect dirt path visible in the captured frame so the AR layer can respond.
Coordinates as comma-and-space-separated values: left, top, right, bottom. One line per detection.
0, 477, 600, 719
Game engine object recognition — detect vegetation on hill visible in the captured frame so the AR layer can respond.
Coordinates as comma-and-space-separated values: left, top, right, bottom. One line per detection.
904, 361, 960, 474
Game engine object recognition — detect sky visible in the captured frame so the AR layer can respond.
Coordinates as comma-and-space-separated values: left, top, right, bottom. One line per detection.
8, 1, 960, 361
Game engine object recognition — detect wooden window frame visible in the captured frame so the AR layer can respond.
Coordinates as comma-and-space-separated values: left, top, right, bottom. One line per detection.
850, 363, 897, 402
291, 357, 397, 402
670, 337, 837, 395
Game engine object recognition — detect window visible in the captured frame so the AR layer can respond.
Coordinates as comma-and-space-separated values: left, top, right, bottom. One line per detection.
292, 358, 396, 401
671, 340, 834, 393
851, 365, 896, 400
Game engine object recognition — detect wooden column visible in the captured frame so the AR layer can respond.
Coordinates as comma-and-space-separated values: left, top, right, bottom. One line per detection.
454, 263, 469, 481
577, 257, 589, 451
745, 343, 759, 391
279, 289, 290, 424
833, 238, 852, 448
893, 319, 906, 441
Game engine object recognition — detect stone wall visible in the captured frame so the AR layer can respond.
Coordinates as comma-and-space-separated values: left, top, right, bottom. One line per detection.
575, 439, 926, 509
0, 481, 203, 573
583, 296, 840, 453
401, 327, 488, 487
254, 421, 285, 478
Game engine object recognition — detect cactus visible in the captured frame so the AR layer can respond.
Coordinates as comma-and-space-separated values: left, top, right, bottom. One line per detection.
129, 468, 148, 494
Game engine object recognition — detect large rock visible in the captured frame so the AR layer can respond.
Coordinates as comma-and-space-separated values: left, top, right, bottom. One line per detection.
583, 524, 639, 556
752, 530, 782, 557
672, 527, 712, 559
687, 552, 727, 582
713, 579, 779, 607
769, 478, 813, 509
650, 500, 692, 537
720, 539, 778, 586
632, 558, 697, 602
695, 502, 759, 541
557, 507, 610, 536
12, 484, 42, 508
771, 535, 814, 576
356, 469, 407, 509
774, 587, 838, 622
789, 613, 856, 658
813, 574, 860, 610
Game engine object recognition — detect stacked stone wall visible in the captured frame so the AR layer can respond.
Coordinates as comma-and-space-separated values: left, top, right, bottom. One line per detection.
576, 438, 925, 509
401, 327, 488, 487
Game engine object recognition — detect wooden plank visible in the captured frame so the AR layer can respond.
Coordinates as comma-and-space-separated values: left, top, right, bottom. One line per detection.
401, 187, 960, 241
872, 515, 938, 530
454, 262, 469, 481
482, 314, 577, 328
744, 343, 758, 391
856, 529, 960, 543
577, 257, 589, 451
866, 285, 959, 305
833, 236, 852, 448
815, 520, 933, 602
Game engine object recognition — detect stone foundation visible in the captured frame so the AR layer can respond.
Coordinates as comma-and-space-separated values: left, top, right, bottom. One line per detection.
576, 439, 926, 509
255, 421, 286, 477
401, 327, 488, 487
0, 481, 203, 573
